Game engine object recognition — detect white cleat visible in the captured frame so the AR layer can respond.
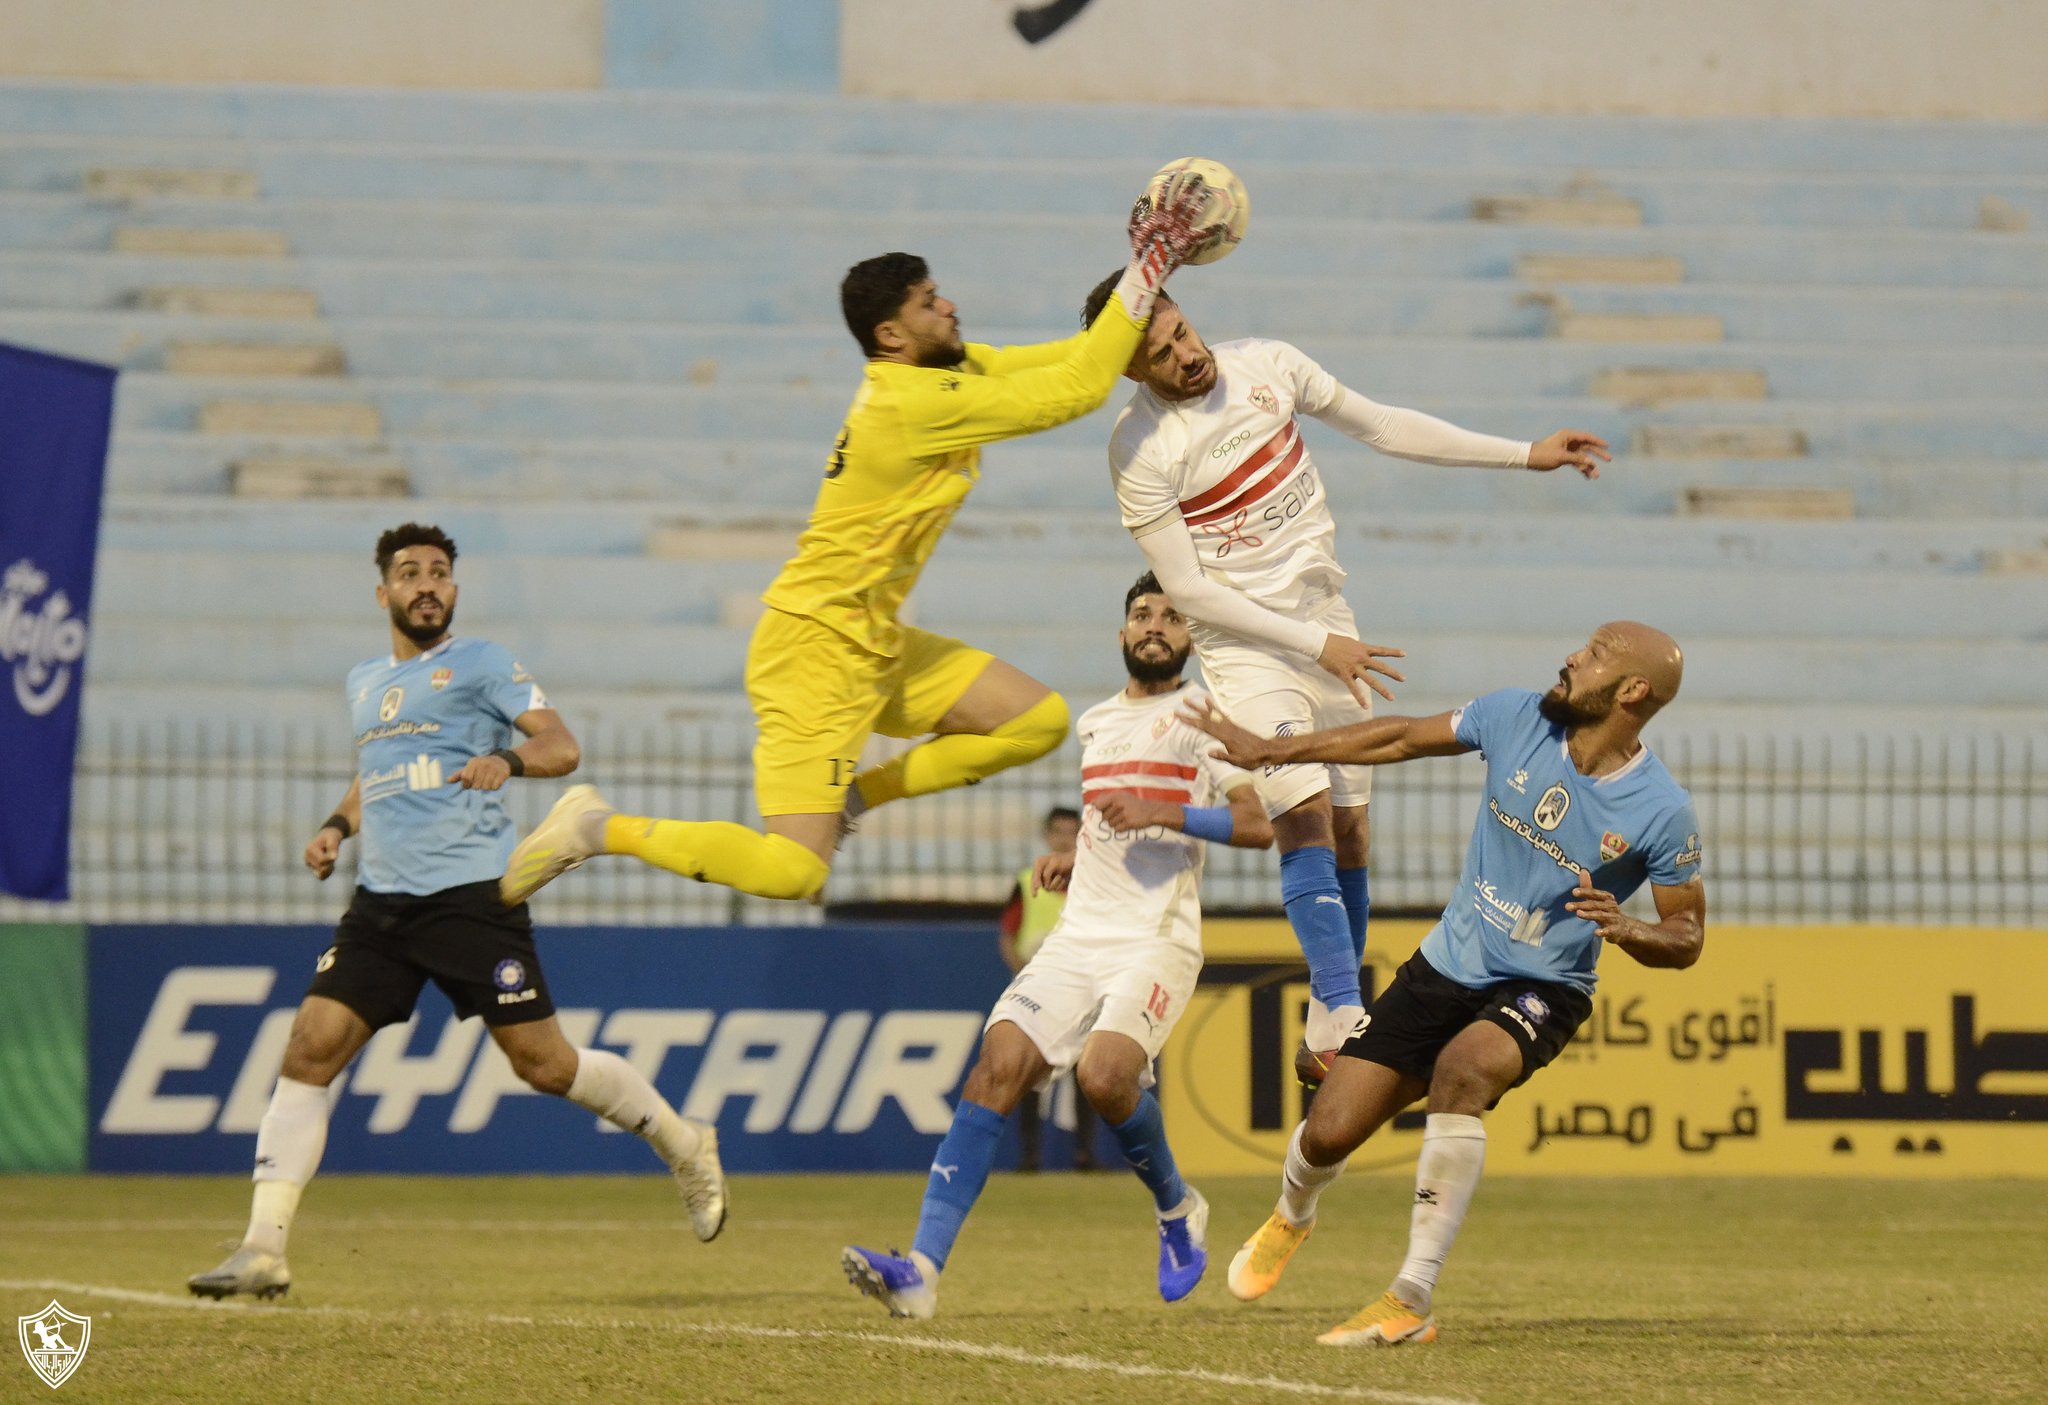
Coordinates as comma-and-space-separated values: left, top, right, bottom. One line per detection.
672, 1120, 728, 1242
840, 1245, 938, 1320
188, 1245, 291, 1301
500, 783, 614, 906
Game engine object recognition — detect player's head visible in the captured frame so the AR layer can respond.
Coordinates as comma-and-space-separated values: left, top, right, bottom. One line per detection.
1042, 805, 1081, 854
843, 252, 964, 367
1541, 621, 1684, 730
374, 522, 458, 645
1121, 570, 1191, 684
1082, 272, 1214, 402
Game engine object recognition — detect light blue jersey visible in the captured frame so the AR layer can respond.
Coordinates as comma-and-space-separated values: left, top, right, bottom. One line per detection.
1419, 688, 1702, 994
345, 637, 549, 895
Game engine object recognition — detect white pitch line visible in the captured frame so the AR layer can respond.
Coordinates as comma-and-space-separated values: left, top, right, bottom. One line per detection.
9, 1217, 823, 1233
1, 1279, 1486, 1405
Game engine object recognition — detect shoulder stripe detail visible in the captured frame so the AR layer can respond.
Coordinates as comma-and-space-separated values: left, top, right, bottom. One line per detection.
1177, 421, 1298, 515
1081, 761, 1199, 780
1185, 434, 1307, 528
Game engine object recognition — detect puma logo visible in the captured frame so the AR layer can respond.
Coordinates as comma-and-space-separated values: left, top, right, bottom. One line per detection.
1315, 895, 1344, 907
931, 1163, 960, 1183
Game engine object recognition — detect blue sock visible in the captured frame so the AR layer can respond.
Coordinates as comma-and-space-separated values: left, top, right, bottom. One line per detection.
1108, 1090, 1187, 1213
910, 1100, 1007, 1271
1338, 864, 1371, 965
1281, 846, 1362, 1011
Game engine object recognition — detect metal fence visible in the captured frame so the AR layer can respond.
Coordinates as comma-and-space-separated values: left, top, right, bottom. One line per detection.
3, 718, 2043, 926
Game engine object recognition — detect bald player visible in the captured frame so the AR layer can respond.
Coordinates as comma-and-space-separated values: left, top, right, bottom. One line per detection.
1182, 623, 1705, 1348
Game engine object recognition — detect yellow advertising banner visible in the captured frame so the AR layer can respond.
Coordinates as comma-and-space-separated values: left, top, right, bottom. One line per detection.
1159, 920, 2048, 1177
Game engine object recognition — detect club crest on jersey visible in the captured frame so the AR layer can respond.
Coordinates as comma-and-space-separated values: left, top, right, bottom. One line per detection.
1600, 830, 1631, 862
1533, 783, 1571, 831
1248, 384, 1278, 415
431, 668, 453, 690
379, 686, 404, 721
1152, 715, 1172, 738
1516, 992, 1550, 1023
493, 959, 526, 992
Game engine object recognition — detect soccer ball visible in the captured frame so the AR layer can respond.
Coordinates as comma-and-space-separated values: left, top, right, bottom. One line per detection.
1134, 157, 1250, 266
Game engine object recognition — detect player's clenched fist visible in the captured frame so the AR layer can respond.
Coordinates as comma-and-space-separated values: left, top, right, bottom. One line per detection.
303, 826, 343, 880
1031, 849, 1076, 895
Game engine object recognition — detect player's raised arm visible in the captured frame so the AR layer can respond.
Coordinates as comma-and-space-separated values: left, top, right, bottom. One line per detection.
1568, 871, 1706, 969
1181, 697, 1468, 771
304, 776, 363, 880
1281, 342, 1608, 479
905, 180, 1220, 456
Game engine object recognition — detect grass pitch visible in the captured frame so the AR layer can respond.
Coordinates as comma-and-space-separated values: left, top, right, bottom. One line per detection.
2, 1173, 2042, 1404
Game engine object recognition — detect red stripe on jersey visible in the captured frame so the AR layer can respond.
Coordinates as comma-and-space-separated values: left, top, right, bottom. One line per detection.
1185, 436, 1306, 527
1177, 421, 1298, 516
1081, 760, 1198, 780
1084, 787, 1192, 806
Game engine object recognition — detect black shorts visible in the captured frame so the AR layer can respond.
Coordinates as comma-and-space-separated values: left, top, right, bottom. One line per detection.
1342, 949, 1591, 1098
306, 881, 555, 1029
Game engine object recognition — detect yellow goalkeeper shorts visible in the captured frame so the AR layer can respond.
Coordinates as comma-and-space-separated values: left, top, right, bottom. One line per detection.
745, 607, 994, 817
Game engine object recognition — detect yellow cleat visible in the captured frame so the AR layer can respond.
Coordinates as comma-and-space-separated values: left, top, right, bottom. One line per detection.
1226, 1211, 1313, 1302
500, 783, 613, 907
1316, 1290, 1437, 1347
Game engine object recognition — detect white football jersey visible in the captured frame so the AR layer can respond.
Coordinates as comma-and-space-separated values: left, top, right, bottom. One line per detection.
1109, 338, 1350, 636
1055, 685, 1256, 954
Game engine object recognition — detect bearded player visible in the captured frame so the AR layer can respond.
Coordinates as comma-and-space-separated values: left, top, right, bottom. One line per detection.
189, 524, 726, 1301
841, 573, 1272, 1318
499, 180, 1222, 911
1079, 275, 1611, 1083
1185, 622, 1705, 1346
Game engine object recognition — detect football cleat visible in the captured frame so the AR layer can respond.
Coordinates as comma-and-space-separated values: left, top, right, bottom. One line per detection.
1293, 1040, 1339, 1089
187, 1245, 291, 1301
672, 1120, 728, 1242
500, 783, 613, 906
1316, 1290, 1437, 1347
1156, 1187, 1209, 1303
1227, 1211, 1313, 1302
840, 1245, 937, 1320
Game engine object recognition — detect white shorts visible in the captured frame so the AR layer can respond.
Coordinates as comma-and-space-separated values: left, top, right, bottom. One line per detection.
1196, 597, 1374, 818
985, 932, 1202, 1084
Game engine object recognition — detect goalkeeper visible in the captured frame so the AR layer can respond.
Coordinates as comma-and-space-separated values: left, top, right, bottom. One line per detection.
504, 181, 1219, 906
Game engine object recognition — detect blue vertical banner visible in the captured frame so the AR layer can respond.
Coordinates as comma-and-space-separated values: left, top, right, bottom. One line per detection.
0, 344, 116, 901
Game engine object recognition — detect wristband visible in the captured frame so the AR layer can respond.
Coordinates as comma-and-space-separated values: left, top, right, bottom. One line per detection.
321, 813, 353, 840
1179, 805, 1234, 844
490, 748, 527, 778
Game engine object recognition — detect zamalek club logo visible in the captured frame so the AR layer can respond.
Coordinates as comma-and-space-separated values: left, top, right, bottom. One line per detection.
0, 559, 90, 717
18, 1300, 90, 1389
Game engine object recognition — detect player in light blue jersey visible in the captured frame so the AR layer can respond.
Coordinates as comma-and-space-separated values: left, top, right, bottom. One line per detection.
190, 524, 727, 1301
1184, 621, 1705, 1347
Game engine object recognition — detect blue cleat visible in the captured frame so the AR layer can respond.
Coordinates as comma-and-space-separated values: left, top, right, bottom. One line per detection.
1156, 1187, 1210, 1303
840, 1244, 938, 1320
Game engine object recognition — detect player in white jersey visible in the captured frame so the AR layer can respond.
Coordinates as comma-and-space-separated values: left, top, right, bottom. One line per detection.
1079, 276, 1611, 1084
842, 572, 1272, 1319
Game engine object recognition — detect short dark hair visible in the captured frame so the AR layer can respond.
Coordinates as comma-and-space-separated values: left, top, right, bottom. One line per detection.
842, 252, 929, 357
1081, 271, 1172, 329
1043, 806, 1081, 828
1125, 569, 1165, 616
375, 523, 457, 578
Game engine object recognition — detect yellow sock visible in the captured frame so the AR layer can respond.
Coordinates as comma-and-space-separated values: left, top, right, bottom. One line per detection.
854, 691, 1070, 811
603, 816, 828, 902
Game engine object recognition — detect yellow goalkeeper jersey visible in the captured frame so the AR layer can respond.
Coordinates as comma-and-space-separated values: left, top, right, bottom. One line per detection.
761, 297, 1146, 657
